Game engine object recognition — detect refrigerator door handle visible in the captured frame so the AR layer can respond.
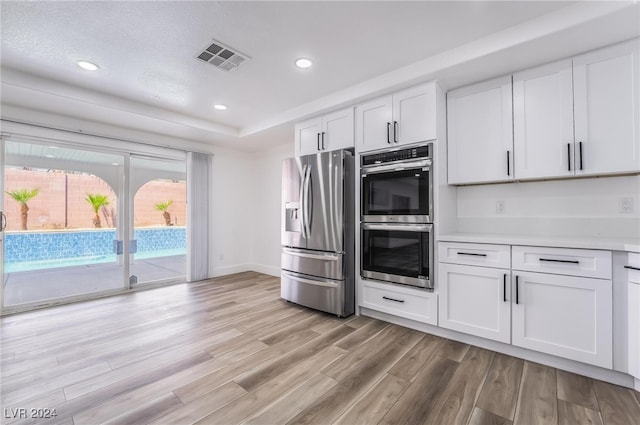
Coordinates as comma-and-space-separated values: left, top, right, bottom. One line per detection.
282, 248, 340, 261
282, 270, 340, 288
304, 164, 313, 238
299, 164, 308, 239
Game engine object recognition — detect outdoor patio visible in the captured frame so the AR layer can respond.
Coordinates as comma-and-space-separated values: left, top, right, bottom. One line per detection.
3, 254, 185, 306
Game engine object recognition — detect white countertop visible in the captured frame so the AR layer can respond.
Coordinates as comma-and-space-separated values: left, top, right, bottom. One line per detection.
438, 233, 640, 253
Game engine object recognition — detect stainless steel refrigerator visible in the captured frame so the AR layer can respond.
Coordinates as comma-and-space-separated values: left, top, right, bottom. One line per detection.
281, 149, 354, 317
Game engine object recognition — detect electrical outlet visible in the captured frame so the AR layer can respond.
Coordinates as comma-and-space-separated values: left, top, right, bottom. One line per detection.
496, 200, 505, 214
620, 198, 634, 213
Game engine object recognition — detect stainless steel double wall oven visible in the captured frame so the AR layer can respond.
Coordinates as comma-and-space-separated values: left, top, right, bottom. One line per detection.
360, 143, 435, 290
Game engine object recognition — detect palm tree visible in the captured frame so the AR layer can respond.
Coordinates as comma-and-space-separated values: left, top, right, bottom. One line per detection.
85, 194, 110, 228
6, 188, 40, 230
154, 200, 173, 226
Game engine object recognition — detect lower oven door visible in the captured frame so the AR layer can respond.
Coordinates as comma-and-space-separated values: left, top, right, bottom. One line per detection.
361, 223, 433, 289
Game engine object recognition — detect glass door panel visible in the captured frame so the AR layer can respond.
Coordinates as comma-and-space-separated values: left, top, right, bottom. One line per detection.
2, 140, 126, 309
130, 156, 186, 286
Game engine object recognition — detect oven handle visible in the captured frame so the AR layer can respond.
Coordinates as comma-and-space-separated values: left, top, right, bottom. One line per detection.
362, 223, 433, 232
361, 159, 431, 175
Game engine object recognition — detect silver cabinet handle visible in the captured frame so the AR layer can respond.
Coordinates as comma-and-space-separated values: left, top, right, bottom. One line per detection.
0, 212, 6, 231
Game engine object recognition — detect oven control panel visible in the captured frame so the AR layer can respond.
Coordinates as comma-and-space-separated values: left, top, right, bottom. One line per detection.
361, 144, 431, 166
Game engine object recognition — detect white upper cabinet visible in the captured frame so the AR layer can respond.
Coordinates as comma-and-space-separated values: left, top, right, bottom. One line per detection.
294, 107, 354, 156
393, 83, 437, 145
355, 96, 393, 152
356, 82, 437, 152
447, 76, 514, 184
513, 60, 575, 180
295, 117, 322, 157
573, 39, 640, 176
513, 39, 640, 180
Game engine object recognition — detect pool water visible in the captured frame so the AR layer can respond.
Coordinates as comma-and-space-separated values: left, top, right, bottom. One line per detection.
5, 248, 186, 273
4, 228, 186, 273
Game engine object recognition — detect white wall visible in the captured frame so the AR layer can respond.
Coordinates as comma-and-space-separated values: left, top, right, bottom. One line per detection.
248, 142, 294, 277
209, 148, 255, 277
456, 175, 640, 238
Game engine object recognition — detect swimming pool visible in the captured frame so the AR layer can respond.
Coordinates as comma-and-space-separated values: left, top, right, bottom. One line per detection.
4, 227, 186, 273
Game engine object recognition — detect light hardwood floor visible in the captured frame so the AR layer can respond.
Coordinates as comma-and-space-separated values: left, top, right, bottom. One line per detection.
1, 271, 639, 425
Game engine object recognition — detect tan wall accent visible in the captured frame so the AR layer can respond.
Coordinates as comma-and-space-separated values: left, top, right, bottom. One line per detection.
4, 168, 186, 231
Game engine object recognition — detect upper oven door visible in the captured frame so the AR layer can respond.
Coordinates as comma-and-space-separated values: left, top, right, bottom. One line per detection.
361, 159, 433, 223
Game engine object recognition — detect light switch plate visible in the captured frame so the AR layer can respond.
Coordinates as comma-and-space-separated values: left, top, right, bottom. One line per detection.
620, 198, 634, 213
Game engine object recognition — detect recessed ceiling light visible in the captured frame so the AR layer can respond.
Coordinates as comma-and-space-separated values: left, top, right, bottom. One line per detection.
45, 154, 55, 158
77, 60, 99, 71
214, 104, 227, 110
112, 162, 120, 166
295, 58, 313, 69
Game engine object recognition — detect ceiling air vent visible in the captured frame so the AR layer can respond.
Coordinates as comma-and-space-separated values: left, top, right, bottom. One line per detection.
195, 39, 249, 72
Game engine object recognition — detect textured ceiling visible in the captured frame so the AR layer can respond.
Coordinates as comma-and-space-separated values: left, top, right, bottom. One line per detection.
1, 1, 638, 151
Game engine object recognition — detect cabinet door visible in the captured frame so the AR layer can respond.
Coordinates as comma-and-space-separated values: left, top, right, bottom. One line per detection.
355, 96, 393, 152
447, 76, 514, 184
361, 279, 438, 325
295, 118, 322, 156
439, 264, 511, 343
512, 272, 612, 368
573, 39, 640, 176
322, 107, 354, 151
629, 280, 640, 380
393, 83, 436, 146
628, 254, 640, 380
513, 60, 574, 179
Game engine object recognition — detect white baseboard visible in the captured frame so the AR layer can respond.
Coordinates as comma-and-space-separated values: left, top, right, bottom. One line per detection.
360, 307, 637, 390
210, 263, 253, 277
210, 263, 280, 278
251, 264, 281, 277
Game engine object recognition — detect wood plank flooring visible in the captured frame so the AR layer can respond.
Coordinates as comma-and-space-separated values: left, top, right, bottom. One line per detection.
1, 271, 640, 425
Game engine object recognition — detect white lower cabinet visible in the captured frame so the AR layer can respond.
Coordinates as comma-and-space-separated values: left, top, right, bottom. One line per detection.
511, 271, 613, 369
439, 263, 511, 343
437, 242, 614, 369
360, 279, 438, 325
626, 253, 640, 381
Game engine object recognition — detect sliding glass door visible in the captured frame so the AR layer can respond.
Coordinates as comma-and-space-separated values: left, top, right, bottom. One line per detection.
130, 156, 186, 286
0, 138, 187, 313
2, 140, 127, 309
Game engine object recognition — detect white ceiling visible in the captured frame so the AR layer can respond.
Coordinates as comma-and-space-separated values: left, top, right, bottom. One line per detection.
1, 1, 639, 152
